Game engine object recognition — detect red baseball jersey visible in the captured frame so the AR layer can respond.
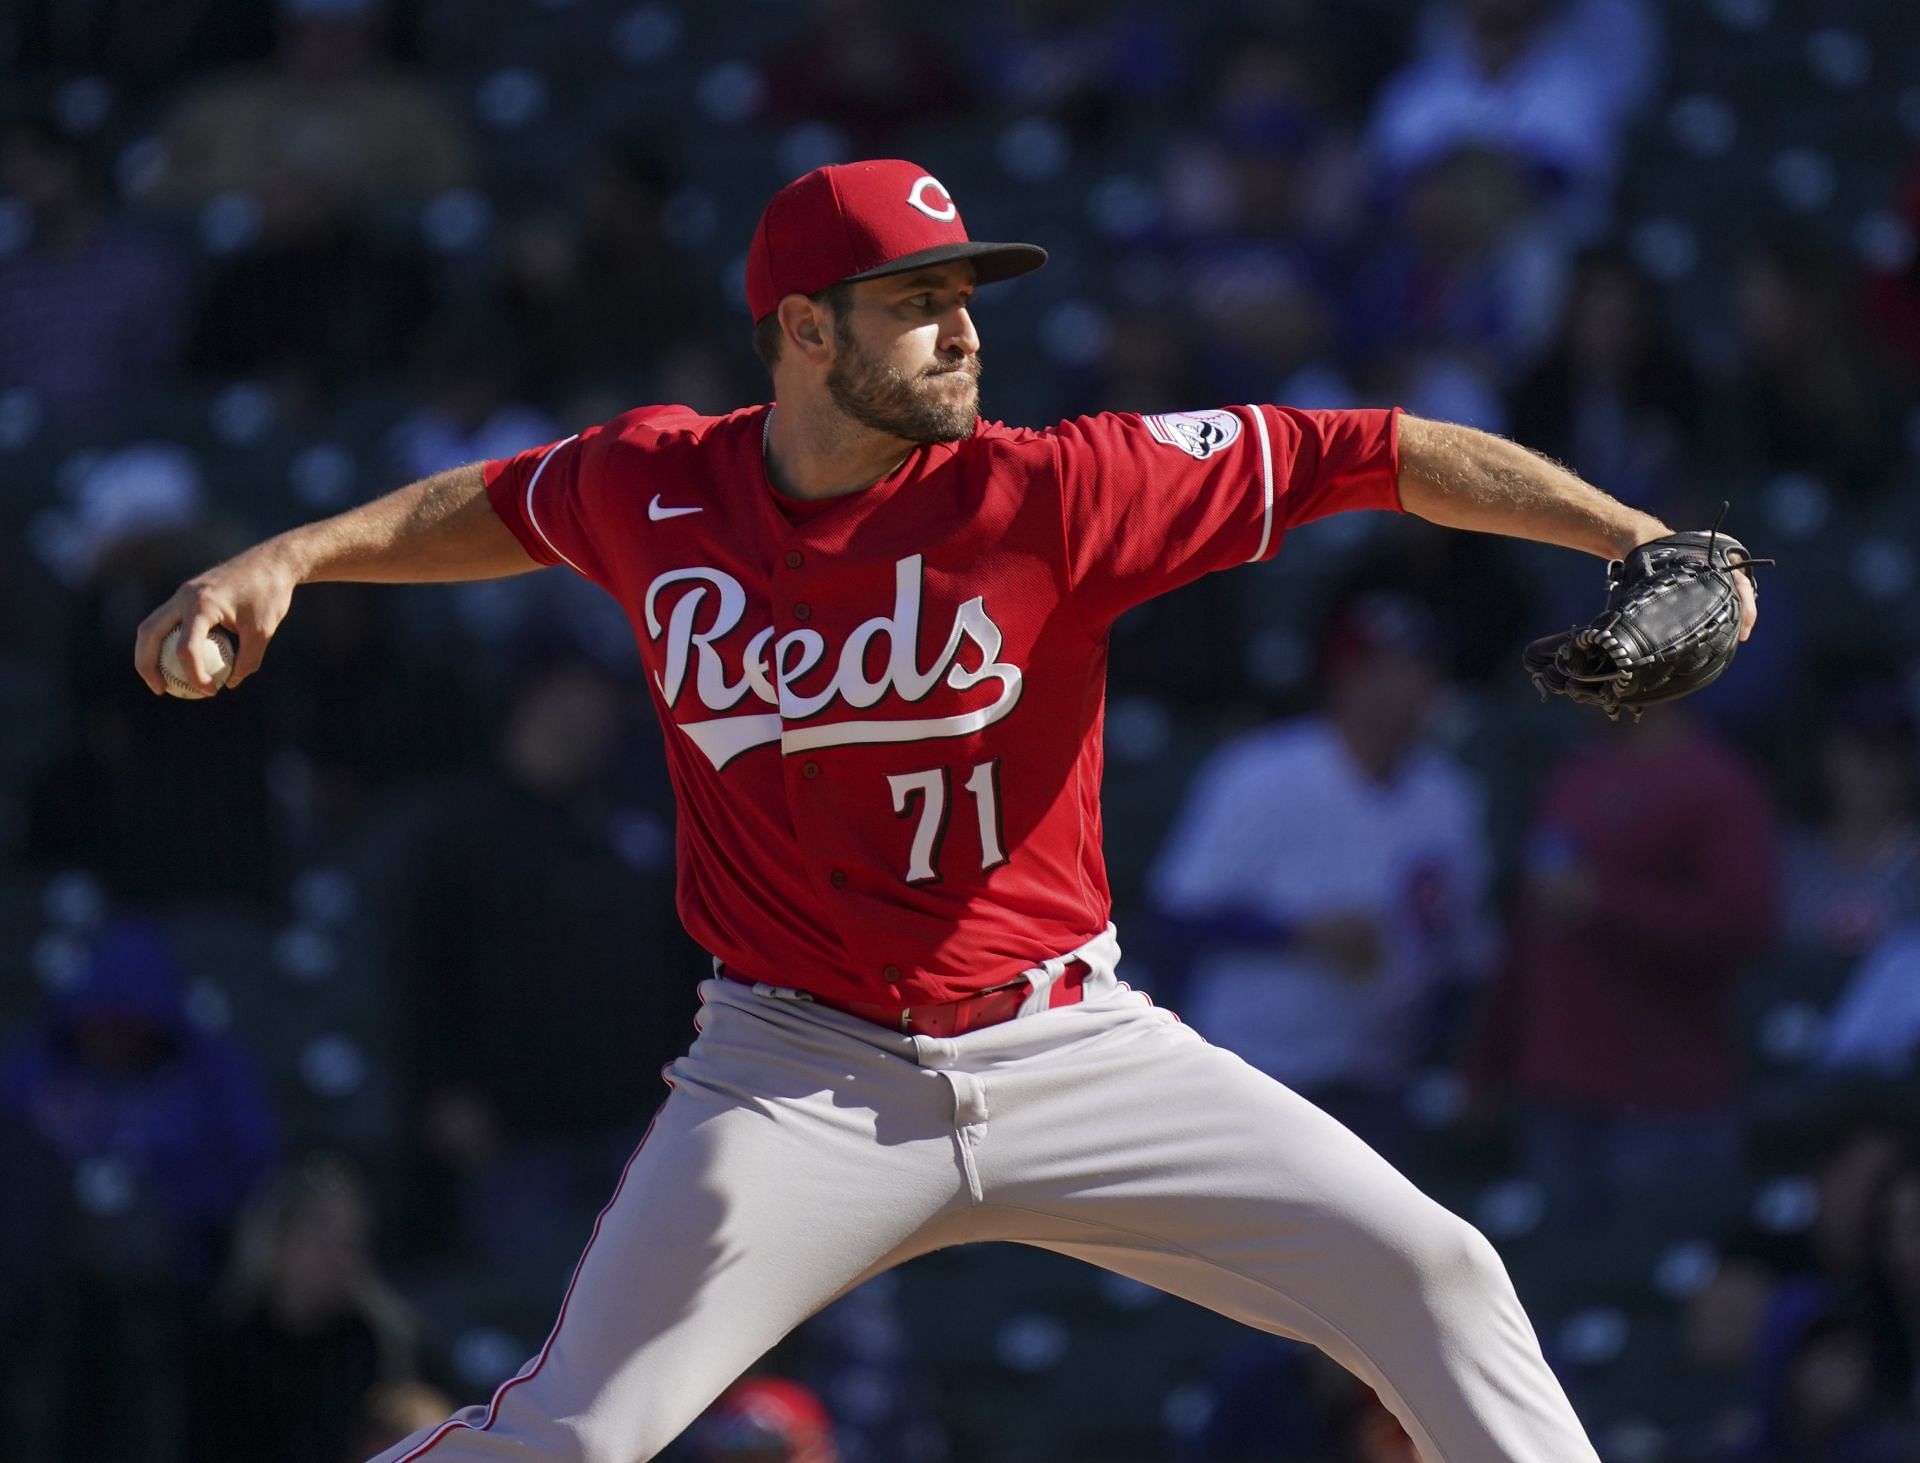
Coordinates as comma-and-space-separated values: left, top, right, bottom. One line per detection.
483, 404, 1401, 1011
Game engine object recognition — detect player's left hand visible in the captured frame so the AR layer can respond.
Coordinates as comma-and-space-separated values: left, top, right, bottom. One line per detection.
1733, 556, 1757, 642
1523, 516, 1771, 720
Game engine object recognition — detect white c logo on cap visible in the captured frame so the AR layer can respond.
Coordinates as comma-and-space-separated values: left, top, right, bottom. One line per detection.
906, 175, 958, 222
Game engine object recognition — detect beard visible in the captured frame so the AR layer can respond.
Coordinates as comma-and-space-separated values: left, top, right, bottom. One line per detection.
826, 326, 981, 444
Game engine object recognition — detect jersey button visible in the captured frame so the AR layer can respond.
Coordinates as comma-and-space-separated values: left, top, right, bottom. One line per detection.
792, 602, 811, 621
882, 964, 902, 982
802, 761, 820, 779
784, 550, 804, 568
830, 869, 848, 889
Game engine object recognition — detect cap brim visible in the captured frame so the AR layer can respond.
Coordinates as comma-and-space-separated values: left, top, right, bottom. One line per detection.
840, 241, 1048, 289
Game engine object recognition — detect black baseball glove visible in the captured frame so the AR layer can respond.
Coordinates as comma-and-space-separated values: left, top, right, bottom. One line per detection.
1524, 516, 1770, 720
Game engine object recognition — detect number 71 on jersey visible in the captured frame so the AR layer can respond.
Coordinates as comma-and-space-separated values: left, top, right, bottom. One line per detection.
887, 760, 1006, 884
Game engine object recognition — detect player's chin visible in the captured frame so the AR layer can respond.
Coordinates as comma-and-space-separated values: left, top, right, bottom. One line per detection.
912, 383, 979, 441
910, 408, 977, 443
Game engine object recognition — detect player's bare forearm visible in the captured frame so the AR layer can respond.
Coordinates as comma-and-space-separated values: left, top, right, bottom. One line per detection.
273, 463, 539, 585
1395, 415, 1668, 561
135, 463, 538, 693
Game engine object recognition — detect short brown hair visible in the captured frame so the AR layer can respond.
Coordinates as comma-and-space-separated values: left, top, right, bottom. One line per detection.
752, 280, 854, 375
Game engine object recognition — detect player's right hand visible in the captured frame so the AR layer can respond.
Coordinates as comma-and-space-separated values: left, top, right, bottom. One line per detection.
134, 546, 299, 695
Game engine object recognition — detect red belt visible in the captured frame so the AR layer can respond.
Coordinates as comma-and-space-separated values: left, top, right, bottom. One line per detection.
724, 961, 1090, 1037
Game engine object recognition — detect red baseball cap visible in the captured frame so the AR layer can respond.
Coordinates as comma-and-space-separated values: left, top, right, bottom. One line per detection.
744, 159, 1047, 323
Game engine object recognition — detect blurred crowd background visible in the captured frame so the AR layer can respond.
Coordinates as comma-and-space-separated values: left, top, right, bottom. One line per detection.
1, 0, 1918, 1459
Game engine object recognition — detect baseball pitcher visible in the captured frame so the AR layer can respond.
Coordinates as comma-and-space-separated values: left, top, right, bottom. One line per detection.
137, 160, 1762, 1462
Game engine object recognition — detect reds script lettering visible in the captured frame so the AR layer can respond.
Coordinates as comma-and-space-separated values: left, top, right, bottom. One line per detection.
643, 553, 1023, 770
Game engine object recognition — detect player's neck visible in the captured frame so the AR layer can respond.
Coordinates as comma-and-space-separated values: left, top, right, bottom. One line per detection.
763, 398, 915, 502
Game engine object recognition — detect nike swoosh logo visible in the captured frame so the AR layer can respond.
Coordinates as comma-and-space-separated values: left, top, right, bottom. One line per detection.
648, 495, 703, 521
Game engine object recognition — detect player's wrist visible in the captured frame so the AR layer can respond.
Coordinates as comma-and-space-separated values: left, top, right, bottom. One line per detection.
254, 527, 322, 587
1614, 513, 1672, 559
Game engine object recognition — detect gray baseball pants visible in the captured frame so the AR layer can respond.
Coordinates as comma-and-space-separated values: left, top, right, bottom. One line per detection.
371, 927, 1599, 1462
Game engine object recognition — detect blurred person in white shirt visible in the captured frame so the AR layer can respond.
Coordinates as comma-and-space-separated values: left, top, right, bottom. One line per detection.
1149, 592, 1493, 1154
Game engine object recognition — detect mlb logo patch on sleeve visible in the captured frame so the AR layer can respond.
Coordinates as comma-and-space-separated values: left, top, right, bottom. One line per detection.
1143, 409, 1243, 460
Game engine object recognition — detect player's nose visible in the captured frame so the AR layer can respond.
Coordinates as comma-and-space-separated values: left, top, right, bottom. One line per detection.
944, 305, 980, 357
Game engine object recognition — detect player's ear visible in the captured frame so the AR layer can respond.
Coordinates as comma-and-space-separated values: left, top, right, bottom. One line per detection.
779, 294, 833, 365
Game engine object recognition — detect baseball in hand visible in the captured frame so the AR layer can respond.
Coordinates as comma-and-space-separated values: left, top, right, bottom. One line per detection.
160, 625, 237, 699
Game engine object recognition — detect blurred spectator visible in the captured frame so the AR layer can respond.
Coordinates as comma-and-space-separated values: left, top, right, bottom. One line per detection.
1712, 239, 1904, 501
1155, 33, 1359, 246
186, 1153, 421, 1463
0, 115, 188, 418
340, 1379, 456, 1463
1147, 37, 1359, 405
1149, 594, 1492, 1153
1471, 708, 1778, 1221
1506, 245, 1702, 516
26, 436, 206, 590
1326, 517, 1534, 684
0, 919, 278, 1274
1785, 690, 1920, 962
1347, 145, 1569, 394
1865, 163, 1920, 380
186, 164, 433, 409
967, 0, 1183, 138
153, 0, 458, 406
1801, 1114, 1916, 1293
1665, 1124, 1920, 1457
690, 1376, 840, 1463
1069, 305, 1204, 417
379, 653, 697, 1261
1689, 1244, 1785, 1379
150, 0, 471, 208
1672, 1173, 1920, 1460
385, 318, 558, 490
1370, 0, 1661, 240
0, 918, 278, 1461
762, 0, 972, 155
1412, 0, 1662, 116
1818, 925, 1920, 1080
23, 447, 283, 906
1675, 1238, 1792, 1458
1717, 1306, 1917, 1462
493, 139, 706, 406
1355, 341, 1511, 437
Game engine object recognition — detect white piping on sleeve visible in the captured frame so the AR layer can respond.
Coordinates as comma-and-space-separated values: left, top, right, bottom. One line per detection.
523, 433, 587, 575
1243, 405, 1275, 563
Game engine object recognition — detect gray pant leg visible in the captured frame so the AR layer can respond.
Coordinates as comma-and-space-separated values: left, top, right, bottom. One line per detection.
369, 986, 972, 1463
961, 992, 1599, 1463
